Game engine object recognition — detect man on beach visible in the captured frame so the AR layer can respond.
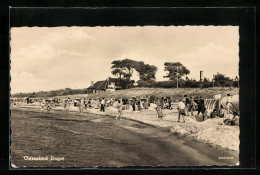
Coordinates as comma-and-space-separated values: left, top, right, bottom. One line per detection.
122, 97, 127, 110
168, 97, 172, 109
132, 99, 136, 112
100, 98, 105, 112
184, 95, 190, 116
187, 96, 194, 116
177, 98, 186, 123
116, 99, 123, 120
197, 96, 206, 121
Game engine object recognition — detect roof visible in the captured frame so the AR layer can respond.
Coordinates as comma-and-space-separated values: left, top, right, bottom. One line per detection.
108, 77, 121, 86
87, 80, 107, 90
87, 77, 121, 90
108, 77, 118, 82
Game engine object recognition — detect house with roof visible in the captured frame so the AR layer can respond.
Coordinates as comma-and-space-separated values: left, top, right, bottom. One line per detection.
86, 77, 122, 94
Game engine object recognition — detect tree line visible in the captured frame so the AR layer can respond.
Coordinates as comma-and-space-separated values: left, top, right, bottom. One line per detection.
111, 58, 239, 89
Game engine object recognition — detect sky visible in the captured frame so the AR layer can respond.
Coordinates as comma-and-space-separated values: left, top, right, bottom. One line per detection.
10, 26, 239, 94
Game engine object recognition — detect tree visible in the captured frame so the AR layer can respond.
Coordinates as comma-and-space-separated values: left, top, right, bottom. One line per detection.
135, 61, 158, 82
111, 59, 139, 80
111, 59, 139, 88
214, 73, 232, 87
164, 62, 190, 81
202, 78, 212, 88
186, 79, 200, 88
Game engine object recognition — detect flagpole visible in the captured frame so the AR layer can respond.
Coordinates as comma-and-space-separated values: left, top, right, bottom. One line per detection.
176, 65, 179, 88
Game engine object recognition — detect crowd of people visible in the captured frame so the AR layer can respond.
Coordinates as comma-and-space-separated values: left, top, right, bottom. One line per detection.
172, 94, 239, 125
60, 96, 150, 120
11, 93, 239, 125
175, 96, 206, 123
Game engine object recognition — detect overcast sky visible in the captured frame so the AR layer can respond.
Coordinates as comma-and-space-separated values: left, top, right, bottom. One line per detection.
10, 26, 239, 94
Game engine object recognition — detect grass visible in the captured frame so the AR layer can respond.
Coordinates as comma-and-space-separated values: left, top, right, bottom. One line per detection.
51, 87, 239, 100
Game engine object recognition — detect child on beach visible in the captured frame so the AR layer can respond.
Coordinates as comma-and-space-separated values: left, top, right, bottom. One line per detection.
157, 105, 163, 120
116, 100, 123, 120
155, 98, 163, 120
177, 98, 186, 123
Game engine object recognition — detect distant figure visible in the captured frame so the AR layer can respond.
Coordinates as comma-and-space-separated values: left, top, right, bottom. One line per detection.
116, 100, 123, 120
226, 94, 234, 115
132, 99, 136, 112
210, 109, 218, 118
106, 98, 110, 107
64, 98, 69, 111
155, 98, 160, 106
64, 99, 67, 108
163, 97, 167, 108
188, 97, 194, 116
68, 98, 72, 107
197, 97, 206, 121
41, 100, 45, 109
160, 97, 164, 108
168, 97, 172, 109
185, 95, 190, 116
100, 98, 105, 112
178, 98, 186, 123
110, 98, 114, 106
122, 97, 127, 110
136, 100, 141, 111
155, 98, 163, 119
219, 105, 225, 118
80, 97, 85, 113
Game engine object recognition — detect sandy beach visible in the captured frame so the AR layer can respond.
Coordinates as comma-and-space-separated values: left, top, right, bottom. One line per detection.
12, 103, 239, 154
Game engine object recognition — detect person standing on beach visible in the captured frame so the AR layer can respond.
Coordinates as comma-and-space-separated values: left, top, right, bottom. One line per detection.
197, 97, 206, 121
184, 95, 190, 116
197, 97, 203, 114
177, 98, 186, 123
116, 99, 123, 120
189, 96, 194, 116
168, 97, 172, 109
226, 94, 233, 115
155, 98, 163, 120
100, 98, 105, 112
80, 97, 85, 113
122, 97, 127, 110
64, 98, 69, 111
132, 99, 136, 112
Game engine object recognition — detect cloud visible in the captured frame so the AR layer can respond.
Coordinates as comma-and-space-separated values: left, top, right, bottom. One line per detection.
11, 27, 94, 62
12, 43, 55, 60
12, 43, 88, 61
177, 43, 239, 80
20, 71, 33, 78
11, 71, 42, 93
46, 27, 96, 43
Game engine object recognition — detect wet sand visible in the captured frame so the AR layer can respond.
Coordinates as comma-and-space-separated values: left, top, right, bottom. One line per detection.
10, 108, 238, 168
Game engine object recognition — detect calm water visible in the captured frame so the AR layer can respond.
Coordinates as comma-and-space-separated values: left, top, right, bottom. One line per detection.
10, 108, 238, 168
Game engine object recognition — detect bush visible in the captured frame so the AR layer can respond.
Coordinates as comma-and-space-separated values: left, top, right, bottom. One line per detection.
137, 80, 157, 87
155, 80, 176, 88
